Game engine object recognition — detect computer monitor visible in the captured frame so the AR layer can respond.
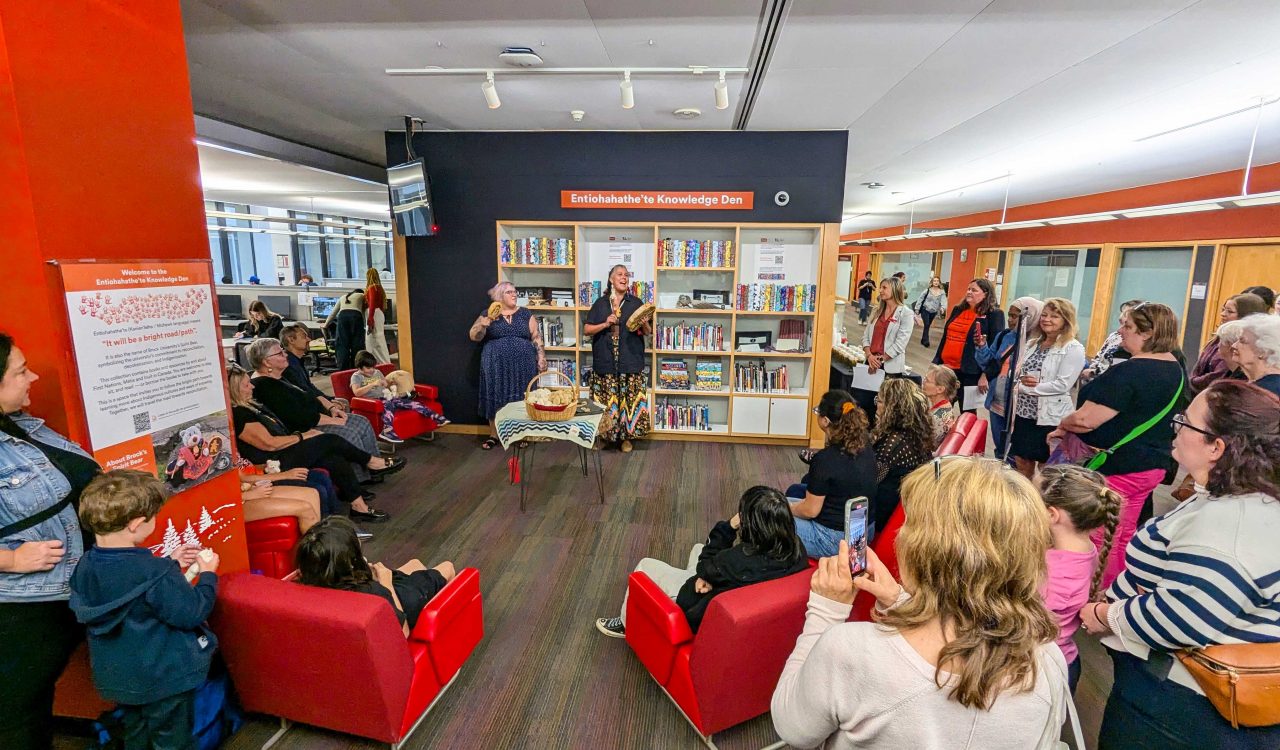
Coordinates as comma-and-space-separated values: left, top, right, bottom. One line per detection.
310, 296, 338, 321
258, 295, 293, 320
216, 294, 243, 318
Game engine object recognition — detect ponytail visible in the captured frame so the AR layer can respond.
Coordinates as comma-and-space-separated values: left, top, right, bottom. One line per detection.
816, 390, 869, 454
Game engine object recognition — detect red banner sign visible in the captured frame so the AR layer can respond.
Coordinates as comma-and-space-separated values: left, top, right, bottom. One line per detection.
561, 190, 754, 209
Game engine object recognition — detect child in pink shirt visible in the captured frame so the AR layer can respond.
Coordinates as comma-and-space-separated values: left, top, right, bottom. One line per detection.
1038, 465, 1121, 691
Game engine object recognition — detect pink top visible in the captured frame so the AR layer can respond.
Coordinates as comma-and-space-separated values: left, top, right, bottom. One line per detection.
1042, 547, 1098, 664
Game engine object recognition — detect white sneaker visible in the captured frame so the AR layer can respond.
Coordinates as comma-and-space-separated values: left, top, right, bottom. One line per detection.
595, 617, 625, 638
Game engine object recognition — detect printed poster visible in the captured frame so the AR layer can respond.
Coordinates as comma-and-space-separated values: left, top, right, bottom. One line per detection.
756, 239, 788, 281
59, 261, 234, 492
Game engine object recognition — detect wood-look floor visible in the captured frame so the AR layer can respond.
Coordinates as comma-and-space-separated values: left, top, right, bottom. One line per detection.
56, 313, 1175, 749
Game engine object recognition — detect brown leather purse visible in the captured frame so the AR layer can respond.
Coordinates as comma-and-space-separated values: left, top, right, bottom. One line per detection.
1176, 643, 1280, 728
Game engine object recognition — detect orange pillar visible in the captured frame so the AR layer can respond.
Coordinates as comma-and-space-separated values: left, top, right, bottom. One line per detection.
0, 0, 247, 570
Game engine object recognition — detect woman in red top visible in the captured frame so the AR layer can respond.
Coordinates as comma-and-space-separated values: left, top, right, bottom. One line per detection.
933, 278, 1005, 414
364, 267, 392, 364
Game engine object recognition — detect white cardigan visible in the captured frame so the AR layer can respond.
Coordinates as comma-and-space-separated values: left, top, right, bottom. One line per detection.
861, 304, 915, 374
1016, 339, 1086, 426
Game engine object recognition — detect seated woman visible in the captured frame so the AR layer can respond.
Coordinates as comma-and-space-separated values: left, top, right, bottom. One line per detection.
233, 300, 284, 340
236, 466, 322, 533
771, 457, 1069, 749
869, 378, 935, 533
922, 364, 959, 446
244, 338, 387, 481
787, 390, 878, 558
1082, 380, 1280, 749
296, 516, 456, 636
227, 364, 400, 522
594, 485, 809, 638
349, 350, 449, 442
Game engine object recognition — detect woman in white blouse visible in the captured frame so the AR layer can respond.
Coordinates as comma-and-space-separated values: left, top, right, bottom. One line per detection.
1007, 297, 1086, 478
772, 457, 1069, 750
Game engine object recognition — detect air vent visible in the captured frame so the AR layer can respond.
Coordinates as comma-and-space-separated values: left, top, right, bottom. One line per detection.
499, 47, 544, 67
673, 107, 702, 119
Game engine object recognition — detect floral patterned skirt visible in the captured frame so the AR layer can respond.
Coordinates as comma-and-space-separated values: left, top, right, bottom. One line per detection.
591, 340, 650, 442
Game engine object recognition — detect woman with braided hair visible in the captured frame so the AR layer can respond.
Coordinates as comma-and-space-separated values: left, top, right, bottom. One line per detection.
1037, 464, 1122, 692
786, 390, 879, 558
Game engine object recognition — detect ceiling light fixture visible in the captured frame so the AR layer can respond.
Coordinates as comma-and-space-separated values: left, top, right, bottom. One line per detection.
714, 71, 728, 110
620, 71, 634, 109
1120, 203, 1221, 218
1232, 190, 1280, 207
1045, 214, 1118, 225
998, 220, 1046, 229
481, 72, 501, 109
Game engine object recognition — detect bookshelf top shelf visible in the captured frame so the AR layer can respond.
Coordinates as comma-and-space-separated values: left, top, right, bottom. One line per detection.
734, 310, 817, 316
656, 266, 736, 272
656, 308, 733, 315
500, 263, 576, 269
732, 351, 814, 358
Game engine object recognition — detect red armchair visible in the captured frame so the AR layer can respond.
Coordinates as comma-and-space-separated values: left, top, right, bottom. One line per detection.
625, 566, 812, 746
210, 568, 483, 748
245, 516, 300, 579
331, 364, 444, 444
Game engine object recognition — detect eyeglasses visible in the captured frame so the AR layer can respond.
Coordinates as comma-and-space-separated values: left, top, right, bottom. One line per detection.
811, 406, 821, 416
1171, 413, 1218, 440
266, 349, 287, 358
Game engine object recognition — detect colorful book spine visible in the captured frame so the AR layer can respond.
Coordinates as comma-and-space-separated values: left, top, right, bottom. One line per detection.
545, 359, 576, 383
695, 359, 723, 391
500, 237, 576, 265
657, 239, 735, 268
734, 362, 790, 393
654, 399, 712, 431
734, 284, 817, 312
655, 322, 724, 352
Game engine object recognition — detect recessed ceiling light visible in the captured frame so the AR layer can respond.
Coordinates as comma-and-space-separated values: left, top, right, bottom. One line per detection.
672, 107, 701, 119
862, 182, 885, 190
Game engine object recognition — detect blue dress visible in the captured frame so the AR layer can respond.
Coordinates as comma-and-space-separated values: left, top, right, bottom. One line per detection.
479, 307, 539, 420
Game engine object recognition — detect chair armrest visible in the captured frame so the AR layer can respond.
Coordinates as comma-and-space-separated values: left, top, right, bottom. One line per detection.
352, 396, 385, 415
412, 384, 439, 400
408, 568, 480, 643
624, 572, 693, 685
408, 568, 483, 686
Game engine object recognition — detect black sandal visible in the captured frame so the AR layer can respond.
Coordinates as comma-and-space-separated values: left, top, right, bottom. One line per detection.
480, 437, 500, 450
370, 457, 407, 478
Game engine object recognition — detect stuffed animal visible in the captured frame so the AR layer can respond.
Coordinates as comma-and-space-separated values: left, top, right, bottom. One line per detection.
383, 370, 414, 401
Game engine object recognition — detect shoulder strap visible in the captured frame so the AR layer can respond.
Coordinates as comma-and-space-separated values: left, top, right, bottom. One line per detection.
1087, 374, 1184, 471
0, 493, 74, 539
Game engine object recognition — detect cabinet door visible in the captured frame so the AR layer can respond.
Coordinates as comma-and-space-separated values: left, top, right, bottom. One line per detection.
731, 396, 770, 435
769, 398, 809, 436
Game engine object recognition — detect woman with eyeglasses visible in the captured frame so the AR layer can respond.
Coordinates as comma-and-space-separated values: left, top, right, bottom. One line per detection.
1231, 313, 1280, 398
1049, 303, 1189, 591
1080, 379, 1280, 748
1189, 293, 1268, 395
772, 457, 1070, 749
786, 391, 878, 558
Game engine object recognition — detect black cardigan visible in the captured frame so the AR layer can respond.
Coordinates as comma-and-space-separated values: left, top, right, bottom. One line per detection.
249, 375, 325, 431
932, 303, 1006, 375
673, 520, 809, 632
585, 293, 647, 375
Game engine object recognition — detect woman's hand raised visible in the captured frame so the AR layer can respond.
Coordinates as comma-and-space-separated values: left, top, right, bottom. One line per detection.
811, 540, 857, 605
851, 547, 904, 610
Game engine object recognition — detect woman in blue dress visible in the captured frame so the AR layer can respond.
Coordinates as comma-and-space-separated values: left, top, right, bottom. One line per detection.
470, 281, 545, 449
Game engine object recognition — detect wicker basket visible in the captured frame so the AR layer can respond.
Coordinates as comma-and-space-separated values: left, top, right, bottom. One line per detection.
524, 370, 579, 422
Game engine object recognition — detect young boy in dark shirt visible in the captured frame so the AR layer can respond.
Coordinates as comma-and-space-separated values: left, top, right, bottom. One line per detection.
69, 470, 219, 749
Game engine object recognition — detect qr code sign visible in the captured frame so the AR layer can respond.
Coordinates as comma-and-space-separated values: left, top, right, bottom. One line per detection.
132, 411, 151, 434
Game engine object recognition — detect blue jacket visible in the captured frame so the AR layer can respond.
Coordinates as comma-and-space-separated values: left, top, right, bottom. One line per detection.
0, 413, 90, 603
69, 546, 218, 704
974, 328, 1019, 412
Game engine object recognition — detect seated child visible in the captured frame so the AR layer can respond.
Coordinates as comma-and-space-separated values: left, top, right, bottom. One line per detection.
348, 350, 449, 442
296, 516, 456, 635
69, 470, 220, 747
595, 485, 809, 637
922, 364, 959, 446
1038, 465, 1120, 692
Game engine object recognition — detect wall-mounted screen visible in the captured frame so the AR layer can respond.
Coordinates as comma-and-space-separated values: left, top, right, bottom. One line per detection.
387, 158, 437, 237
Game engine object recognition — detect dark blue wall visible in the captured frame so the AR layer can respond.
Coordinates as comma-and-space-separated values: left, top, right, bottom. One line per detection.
385, 130, 848, 424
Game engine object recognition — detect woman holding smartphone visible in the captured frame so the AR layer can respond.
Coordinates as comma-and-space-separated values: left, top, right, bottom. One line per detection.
1007, 297, 1086, 478
933, 278, 1005, 414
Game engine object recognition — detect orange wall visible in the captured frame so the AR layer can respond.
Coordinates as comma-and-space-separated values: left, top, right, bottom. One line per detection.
0, 0, 247, 570
843, 162, 1280, 253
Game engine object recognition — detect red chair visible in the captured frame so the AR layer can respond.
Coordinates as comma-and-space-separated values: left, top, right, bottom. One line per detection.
331, 364, 444, 444
245, 516, 300, 579
210, 568, 483, 748
935, 411, 977, 456
53, 642, 112, 720
625, 566, 812, 746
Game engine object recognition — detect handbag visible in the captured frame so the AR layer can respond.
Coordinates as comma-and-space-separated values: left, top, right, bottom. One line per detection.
1175, 644, 1280, 729
1046, 378, 1184, 472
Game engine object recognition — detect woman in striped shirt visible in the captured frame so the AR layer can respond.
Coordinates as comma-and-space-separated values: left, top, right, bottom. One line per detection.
1080, 379, 1280, 749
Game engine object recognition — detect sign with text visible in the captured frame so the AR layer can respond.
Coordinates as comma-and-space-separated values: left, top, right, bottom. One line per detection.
562, 190, 754, 210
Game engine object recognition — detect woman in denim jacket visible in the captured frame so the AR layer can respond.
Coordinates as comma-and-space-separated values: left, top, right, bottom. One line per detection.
0, 333, 101, 748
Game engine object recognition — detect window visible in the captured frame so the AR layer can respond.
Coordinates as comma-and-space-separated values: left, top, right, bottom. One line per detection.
1006, 248, 1100, 344
207, 202, 263, 284
1109, 247, 1193, 335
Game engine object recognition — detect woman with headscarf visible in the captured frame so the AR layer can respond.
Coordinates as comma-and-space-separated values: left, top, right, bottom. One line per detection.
974, 296, 1043, 461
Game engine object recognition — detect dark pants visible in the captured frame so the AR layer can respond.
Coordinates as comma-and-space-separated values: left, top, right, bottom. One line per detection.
0, 601, 82, 750
857, 298, 870, 323
274, 433, 371, 505
919, 309, 938, 346
334, 309, 366, 370
120, 690, 195, 750
1067, 656, 1081, 694
1099, 650, 1280, 749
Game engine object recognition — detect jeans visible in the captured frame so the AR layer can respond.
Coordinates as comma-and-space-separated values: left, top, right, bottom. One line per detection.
1099, 650, 1280, 749
786, 484, 844, 558
919, 309, 938, 345
989, 410, 1010, 462
857, 299, 869, 324
120, 690, 196, 750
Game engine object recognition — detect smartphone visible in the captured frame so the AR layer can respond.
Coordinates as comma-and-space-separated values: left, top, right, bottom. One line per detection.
844, 496, 872, 577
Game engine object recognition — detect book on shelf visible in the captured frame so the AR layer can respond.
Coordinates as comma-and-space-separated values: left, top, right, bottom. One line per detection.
659, 358, 690, 390
655, 321, 725, 352
734, 361, 790, 393
735, 284, 817, 312
500, 237, 576, 265
545, 359, 577, 384
576, 280, 654, 305
695, 359, 723, 391
534, 315, 566, 347
657, 238, 735, 268
654, 399, 712, 431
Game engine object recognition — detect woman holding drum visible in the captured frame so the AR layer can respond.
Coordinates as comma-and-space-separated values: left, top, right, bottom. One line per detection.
583, 265, 652, 452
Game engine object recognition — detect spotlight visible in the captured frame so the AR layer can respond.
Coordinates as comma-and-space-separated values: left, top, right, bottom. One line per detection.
714, 71, 728, 110
620, 71, 634, 109
481, 72, 500, 109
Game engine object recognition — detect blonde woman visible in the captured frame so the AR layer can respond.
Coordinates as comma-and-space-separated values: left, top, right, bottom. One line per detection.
364, 267, 392, 364
913, 276, 948, 348
1008, 297, 1086, 477
772, 457, 1068, 749
860, 276, 915, 375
